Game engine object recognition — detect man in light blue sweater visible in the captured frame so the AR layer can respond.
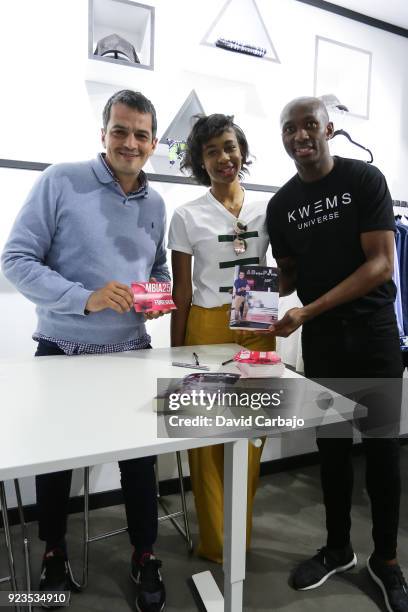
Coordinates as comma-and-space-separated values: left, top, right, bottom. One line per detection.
1, 90, 168, 612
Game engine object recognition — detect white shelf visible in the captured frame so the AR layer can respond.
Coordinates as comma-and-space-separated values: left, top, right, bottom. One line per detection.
88, 0, 154, 72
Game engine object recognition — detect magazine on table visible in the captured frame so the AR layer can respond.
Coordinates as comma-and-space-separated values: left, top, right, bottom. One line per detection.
154, 372, 241, 413
131, 281, 176, 313
229, 265, 279, 331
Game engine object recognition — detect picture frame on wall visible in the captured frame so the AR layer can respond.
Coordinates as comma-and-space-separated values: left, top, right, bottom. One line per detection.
314, 35, 372, 120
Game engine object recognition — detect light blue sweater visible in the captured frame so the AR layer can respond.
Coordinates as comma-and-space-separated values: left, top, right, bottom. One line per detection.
1, 155, 170, 344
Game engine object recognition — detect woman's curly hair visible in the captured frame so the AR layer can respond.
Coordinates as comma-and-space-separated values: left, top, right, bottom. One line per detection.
180, 114, 252, 186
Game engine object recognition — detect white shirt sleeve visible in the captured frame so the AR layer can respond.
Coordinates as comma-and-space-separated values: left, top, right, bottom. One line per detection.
168, 208, 193, 255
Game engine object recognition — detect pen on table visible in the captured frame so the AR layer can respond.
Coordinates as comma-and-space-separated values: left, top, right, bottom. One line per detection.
221, 358, 234, 366
192, 352, 200, 366
172, 361, 210, 371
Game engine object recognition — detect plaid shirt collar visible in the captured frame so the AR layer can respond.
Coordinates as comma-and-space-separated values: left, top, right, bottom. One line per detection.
96, 153, 148, 197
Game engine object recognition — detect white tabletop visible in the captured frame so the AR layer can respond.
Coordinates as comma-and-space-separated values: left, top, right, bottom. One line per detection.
0, 344, 244, 480
0, 342, 355, 482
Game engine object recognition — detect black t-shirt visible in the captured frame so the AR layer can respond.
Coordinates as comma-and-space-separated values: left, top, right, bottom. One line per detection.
267, 156, 396, 319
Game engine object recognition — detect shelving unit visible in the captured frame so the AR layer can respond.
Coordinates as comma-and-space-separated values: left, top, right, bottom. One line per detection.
88, 0, 154, 71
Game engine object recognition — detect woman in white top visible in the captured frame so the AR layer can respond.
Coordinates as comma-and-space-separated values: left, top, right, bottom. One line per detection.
168, 114, 275, 563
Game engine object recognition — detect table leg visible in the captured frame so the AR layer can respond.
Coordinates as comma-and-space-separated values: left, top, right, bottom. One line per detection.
223, 439, 248, 612
190, 439, 248, 611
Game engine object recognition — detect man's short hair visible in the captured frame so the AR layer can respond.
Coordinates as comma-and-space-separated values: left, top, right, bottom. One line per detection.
102, 89, 157, 139
181, 114, 252, 187
280, 96, 329, 126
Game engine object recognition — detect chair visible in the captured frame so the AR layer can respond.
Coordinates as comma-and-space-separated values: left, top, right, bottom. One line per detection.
75, 450, 193, 588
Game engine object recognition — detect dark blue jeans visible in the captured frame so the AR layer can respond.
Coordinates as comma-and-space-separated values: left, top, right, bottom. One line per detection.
35, 340, 158, 549
302, 304, 403, 559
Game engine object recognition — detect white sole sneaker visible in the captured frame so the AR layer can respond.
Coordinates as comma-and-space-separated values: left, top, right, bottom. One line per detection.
298, 553, 358, 590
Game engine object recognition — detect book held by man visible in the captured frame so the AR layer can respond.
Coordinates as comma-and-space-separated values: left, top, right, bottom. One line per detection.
131, 281, 176, 313
229, 265, 279, 331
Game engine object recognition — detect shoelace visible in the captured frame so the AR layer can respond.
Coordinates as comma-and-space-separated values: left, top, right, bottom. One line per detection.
140, 558, 163, 593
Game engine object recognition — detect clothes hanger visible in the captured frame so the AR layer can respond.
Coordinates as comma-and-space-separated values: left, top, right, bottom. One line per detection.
319, 96, 374, 163
331, 129, 374, 163
393, 209, 408, 226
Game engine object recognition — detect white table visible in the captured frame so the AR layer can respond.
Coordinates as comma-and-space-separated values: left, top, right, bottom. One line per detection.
0, 343, 357, 611
0, 344, 254, 612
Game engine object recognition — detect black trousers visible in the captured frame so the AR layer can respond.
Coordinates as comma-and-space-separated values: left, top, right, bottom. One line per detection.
35, 340, 158, 549
302, 304, 403, 560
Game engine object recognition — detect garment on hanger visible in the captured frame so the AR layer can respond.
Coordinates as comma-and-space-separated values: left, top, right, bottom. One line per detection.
392, 200, 408, 366
393, 240, 404, 337
395, 220, 408, 340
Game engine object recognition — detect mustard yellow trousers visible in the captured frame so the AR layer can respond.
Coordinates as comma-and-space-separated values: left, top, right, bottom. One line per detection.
185, 304, 276, 563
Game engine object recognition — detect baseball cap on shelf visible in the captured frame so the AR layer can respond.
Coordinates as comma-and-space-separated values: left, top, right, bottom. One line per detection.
318, 94, 349, 112
94, 33, 140, 63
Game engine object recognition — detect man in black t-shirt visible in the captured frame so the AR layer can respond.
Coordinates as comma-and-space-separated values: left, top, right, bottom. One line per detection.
267, 97, 407, 612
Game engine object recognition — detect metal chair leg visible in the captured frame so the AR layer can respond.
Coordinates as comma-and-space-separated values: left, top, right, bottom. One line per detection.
157, 452, 193, 552
74, 466, 90, 590
0, 482, 21, 612
72, 454, 193, 590
73, 467, 129, 589
176, 451, 193, 552
14, 480, 32, 612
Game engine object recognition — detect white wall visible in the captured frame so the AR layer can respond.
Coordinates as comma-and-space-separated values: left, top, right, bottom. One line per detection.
1, 0, 408, 506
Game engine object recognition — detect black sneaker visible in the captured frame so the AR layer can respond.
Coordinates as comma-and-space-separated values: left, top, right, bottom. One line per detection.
130, 553, 166, 612
367, 554, 408, 612
292, 545, 357, 590
38, 548, 71, 609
